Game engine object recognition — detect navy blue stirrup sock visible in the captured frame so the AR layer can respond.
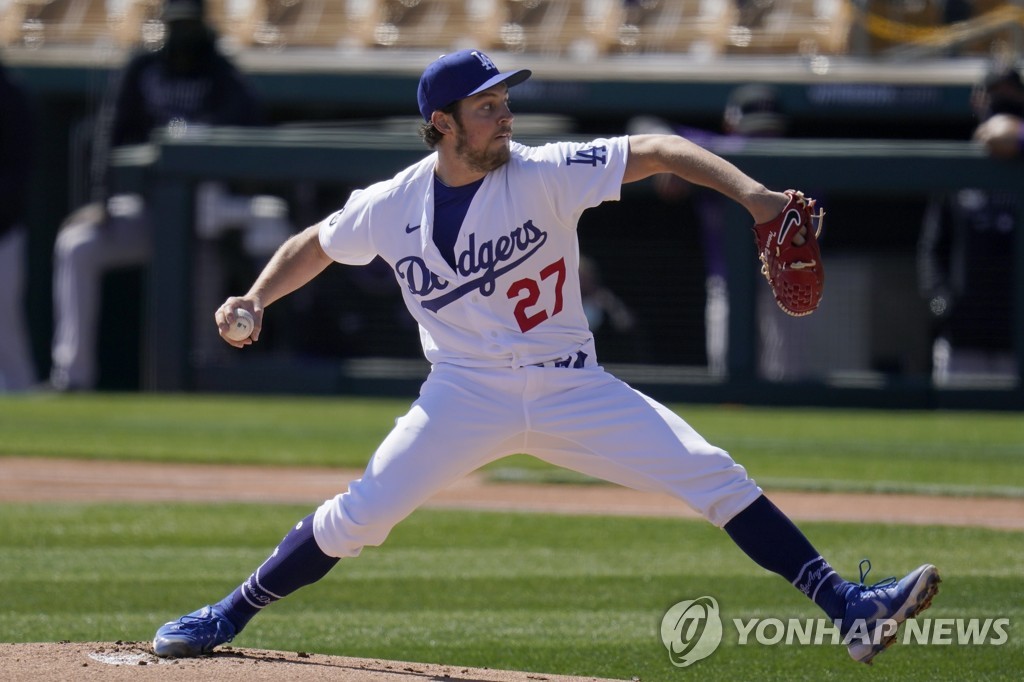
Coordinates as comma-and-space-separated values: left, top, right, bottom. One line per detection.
724, 495, 848, 620
216, 513, 339, 631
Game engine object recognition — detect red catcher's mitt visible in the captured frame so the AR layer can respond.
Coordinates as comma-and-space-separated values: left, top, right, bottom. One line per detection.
752, 190, 825, 317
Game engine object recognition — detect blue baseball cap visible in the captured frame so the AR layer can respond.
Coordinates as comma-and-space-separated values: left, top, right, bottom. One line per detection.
417, 49, 531, 122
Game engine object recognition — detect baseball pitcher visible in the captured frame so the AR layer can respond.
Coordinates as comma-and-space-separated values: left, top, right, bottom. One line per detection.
154, 50, 937, 666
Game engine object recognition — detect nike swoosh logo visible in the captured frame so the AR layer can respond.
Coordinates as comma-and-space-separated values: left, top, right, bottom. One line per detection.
405, 223, 421, 233
778, 208, 802, 245
866, 599, 889, 625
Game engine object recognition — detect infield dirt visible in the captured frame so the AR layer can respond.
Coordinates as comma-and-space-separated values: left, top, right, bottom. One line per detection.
0, 641, 627, 681
2, 457, 1022, 530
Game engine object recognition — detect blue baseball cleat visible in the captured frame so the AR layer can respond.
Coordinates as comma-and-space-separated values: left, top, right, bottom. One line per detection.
152, 605, 237, 658
839, 560, 941, 664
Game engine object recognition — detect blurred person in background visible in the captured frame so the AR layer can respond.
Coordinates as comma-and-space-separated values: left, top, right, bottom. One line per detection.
0, 54, 37, 392
578, 253, 643, 359
917, 64, 1022, 386
971, 65, 1024, 158
628, 84, 809, 379
49, 0, 273, 391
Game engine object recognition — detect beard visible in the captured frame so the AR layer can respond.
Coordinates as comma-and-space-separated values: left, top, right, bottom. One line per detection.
454, 127, 511, 173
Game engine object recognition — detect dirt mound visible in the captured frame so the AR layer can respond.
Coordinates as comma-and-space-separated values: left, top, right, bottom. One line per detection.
0, 642, 626, 682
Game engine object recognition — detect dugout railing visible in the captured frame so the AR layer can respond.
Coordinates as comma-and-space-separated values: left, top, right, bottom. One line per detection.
106, 128, 1024, 410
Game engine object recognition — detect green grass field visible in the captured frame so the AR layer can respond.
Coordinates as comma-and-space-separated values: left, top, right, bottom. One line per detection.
2, 393, 1023, 496
1, 394, 1022, 680
0, 505, 1020, 681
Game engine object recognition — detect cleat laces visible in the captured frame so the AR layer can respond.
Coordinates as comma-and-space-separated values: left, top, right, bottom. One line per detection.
855, 558, 897, 593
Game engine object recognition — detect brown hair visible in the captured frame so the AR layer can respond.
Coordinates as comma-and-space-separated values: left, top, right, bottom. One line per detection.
418, 101, 461, 149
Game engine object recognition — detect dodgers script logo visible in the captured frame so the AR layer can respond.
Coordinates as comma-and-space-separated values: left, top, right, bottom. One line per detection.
395, 220, 548, 312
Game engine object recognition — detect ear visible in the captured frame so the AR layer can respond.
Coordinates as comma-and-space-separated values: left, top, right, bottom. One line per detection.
431, 110, 453, 135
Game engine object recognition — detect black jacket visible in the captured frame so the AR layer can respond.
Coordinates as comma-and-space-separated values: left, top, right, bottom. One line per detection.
918, 189, 1016, 349
0, 62, 33, 240
90, 36, 265, 202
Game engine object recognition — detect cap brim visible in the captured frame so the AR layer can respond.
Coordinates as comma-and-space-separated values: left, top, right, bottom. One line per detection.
466, 69, 532, 98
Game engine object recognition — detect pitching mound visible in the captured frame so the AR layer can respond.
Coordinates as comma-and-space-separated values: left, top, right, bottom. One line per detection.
0, 642, 626, 682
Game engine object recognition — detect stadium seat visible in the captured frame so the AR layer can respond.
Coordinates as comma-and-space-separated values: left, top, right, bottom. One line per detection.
106, 0, 160, 48
346, 0, 488, 51
608, 0, 736, 58
723, 0, 852, 55
1, 0, 110, 47
486, 0, 620, 59
855, 0, 943, 55
958, 0, 1024, 57
102, 0, 233, 48
225, 0, 354, 49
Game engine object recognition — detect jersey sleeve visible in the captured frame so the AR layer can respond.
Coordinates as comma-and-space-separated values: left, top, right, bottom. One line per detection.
525, 136, 629, 223
317, 188, 378, 266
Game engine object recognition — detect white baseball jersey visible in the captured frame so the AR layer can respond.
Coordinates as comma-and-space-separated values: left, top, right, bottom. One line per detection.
311, 134, 761, 560
318, 136, 629, 368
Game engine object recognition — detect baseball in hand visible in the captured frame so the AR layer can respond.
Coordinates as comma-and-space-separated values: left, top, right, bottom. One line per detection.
225, 308, 254, 341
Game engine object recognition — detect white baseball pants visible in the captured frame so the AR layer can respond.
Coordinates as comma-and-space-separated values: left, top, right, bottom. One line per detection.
51, 188, 291, 389
51, 202, 152, 390
313, 361, 762, 558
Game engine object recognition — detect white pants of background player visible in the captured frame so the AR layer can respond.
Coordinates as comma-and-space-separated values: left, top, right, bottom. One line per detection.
313, 359, 762, 558
51, 186, 290, 389
932, 336, 1017, 386
51, 198, 151, 390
